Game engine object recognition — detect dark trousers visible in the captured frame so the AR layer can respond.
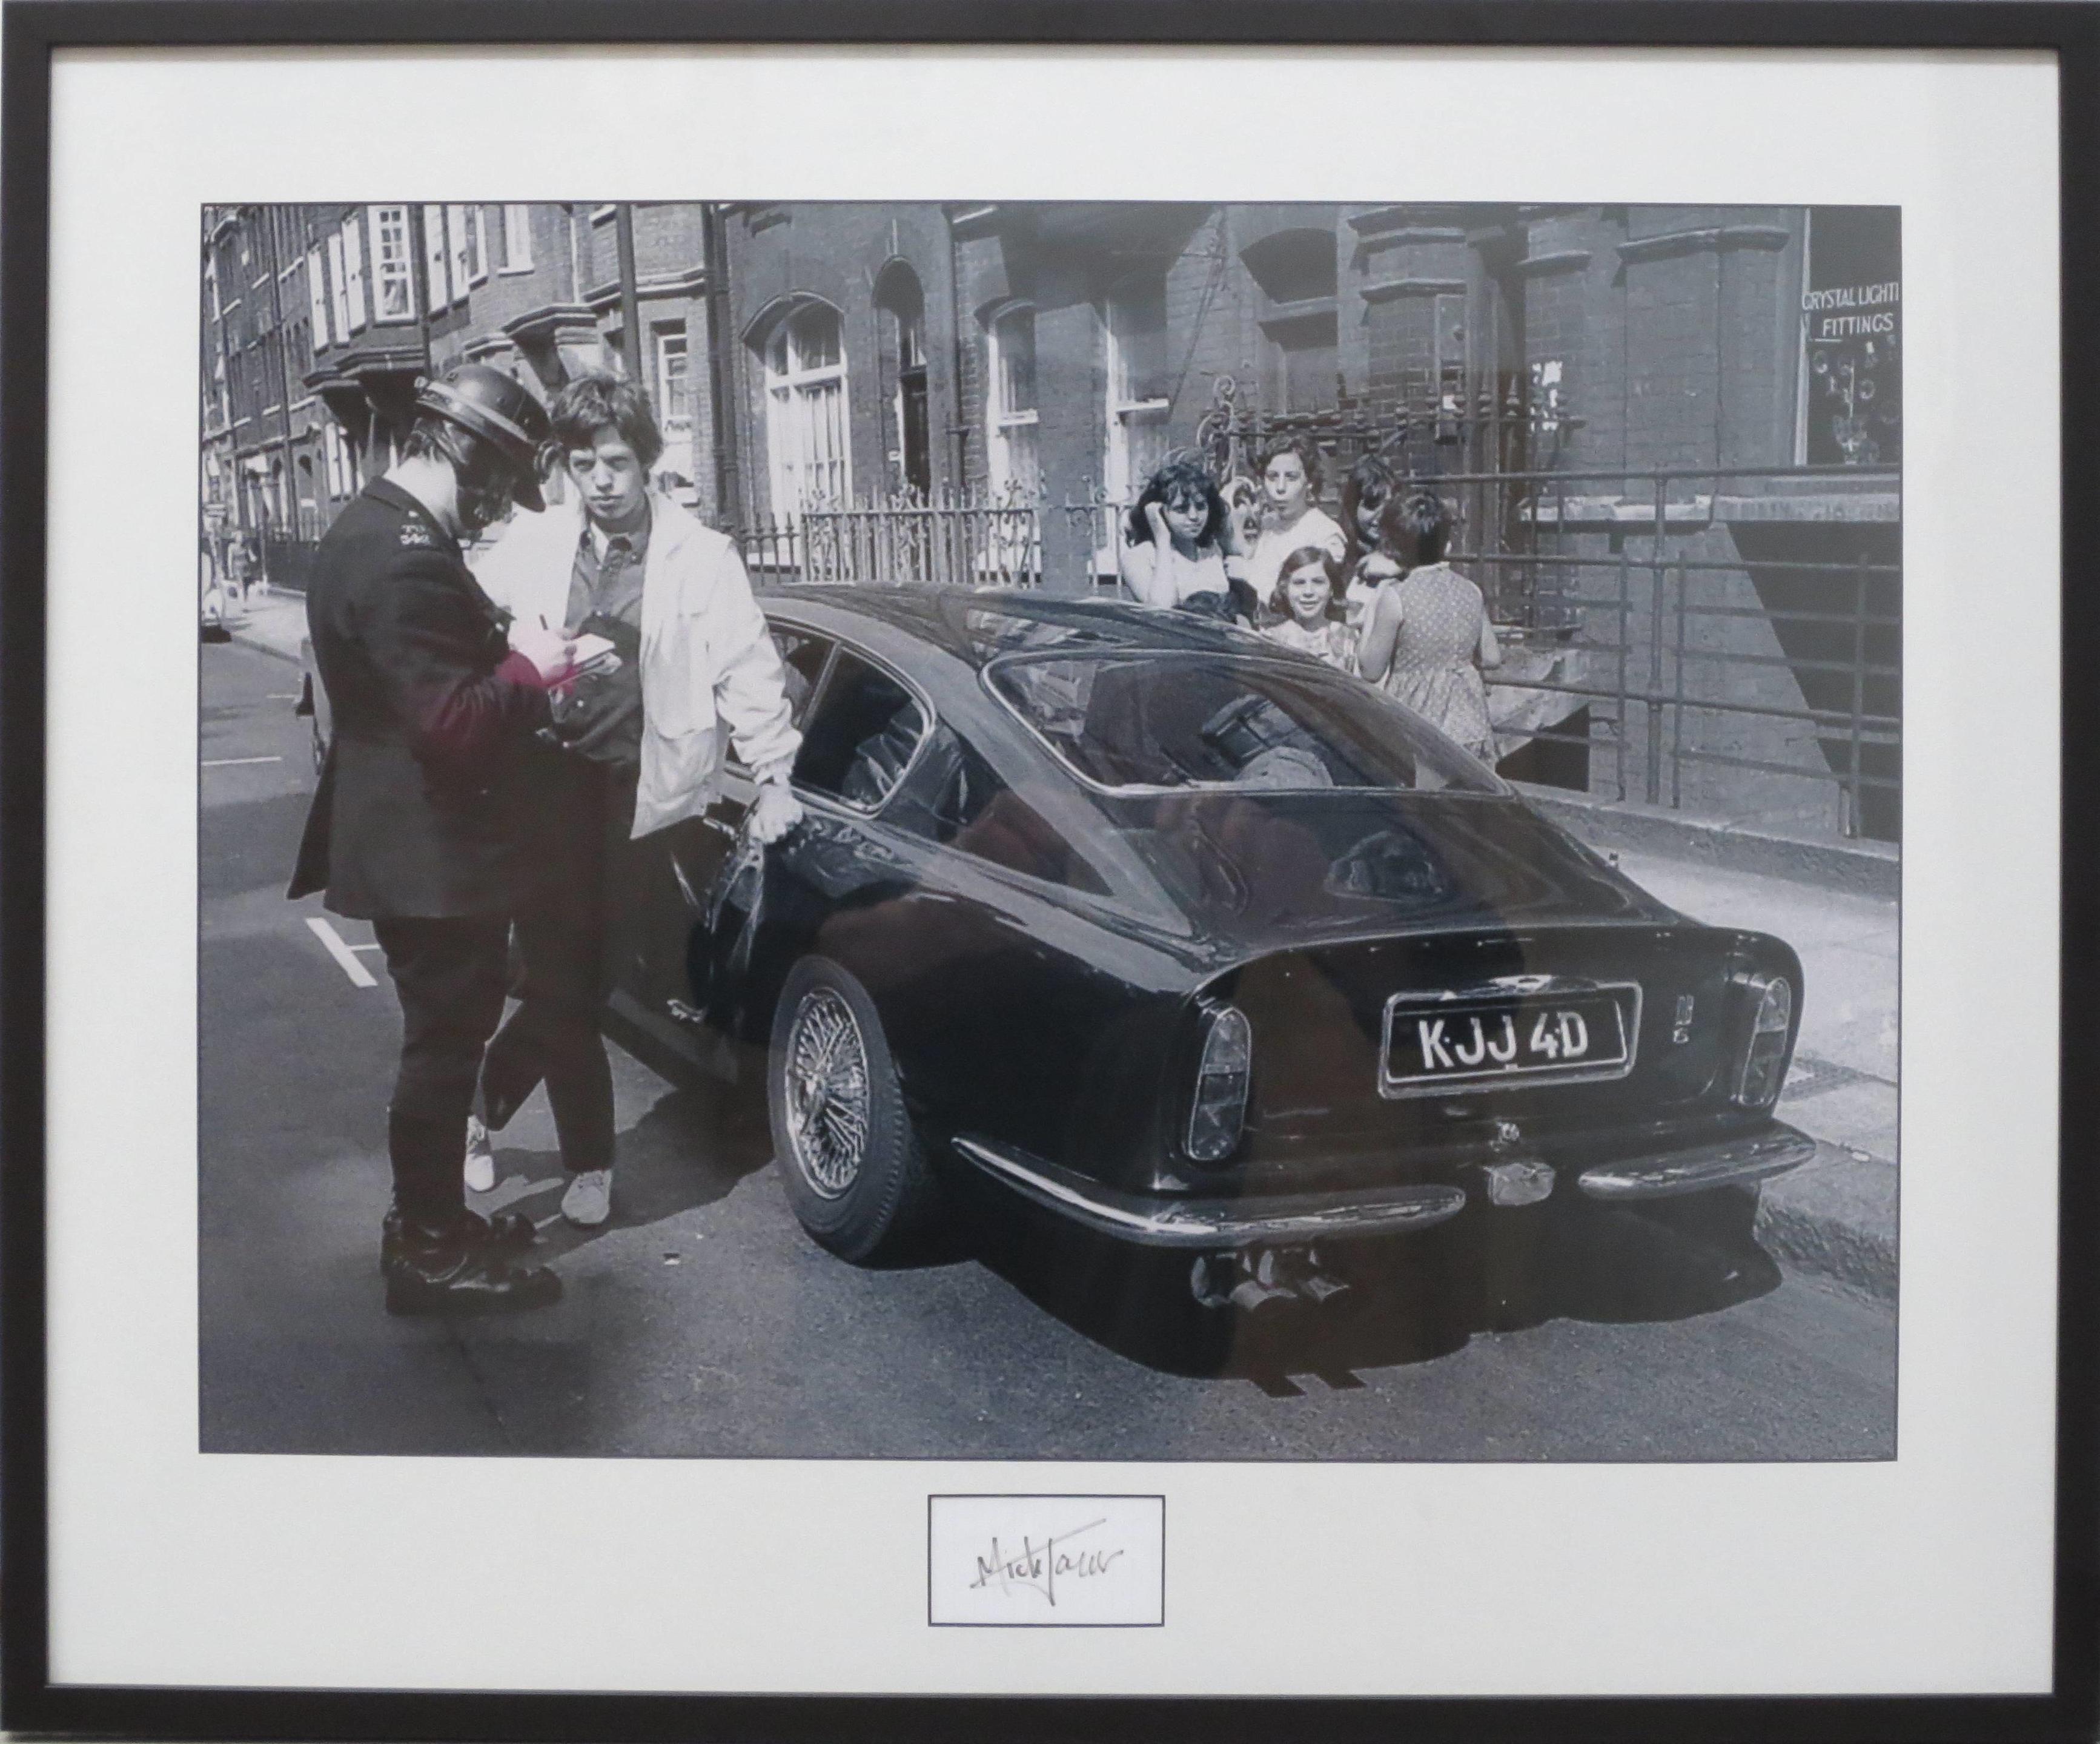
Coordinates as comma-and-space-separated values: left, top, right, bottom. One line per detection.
373, 914, 510, 1228
477, 755, 634, 1175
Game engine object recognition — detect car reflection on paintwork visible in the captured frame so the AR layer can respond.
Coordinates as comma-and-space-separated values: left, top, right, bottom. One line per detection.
605, 586, 1811, 1338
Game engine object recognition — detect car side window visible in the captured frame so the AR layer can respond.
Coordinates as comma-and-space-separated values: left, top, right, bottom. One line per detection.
722, 626, 832, 779
793, 650, 927, 810
770, 627, 833, 728
920, 728, 1110, 896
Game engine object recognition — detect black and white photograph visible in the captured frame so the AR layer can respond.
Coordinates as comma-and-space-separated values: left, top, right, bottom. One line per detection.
197, 197, 1903, 1462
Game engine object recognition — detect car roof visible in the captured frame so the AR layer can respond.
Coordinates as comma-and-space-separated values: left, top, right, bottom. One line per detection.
755, 584, 1275, 676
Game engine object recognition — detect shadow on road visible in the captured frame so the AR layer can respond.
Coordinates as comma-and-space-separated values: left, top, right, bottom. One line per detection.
969, 1183, 1782, 1384
487, 1078, 776, 1263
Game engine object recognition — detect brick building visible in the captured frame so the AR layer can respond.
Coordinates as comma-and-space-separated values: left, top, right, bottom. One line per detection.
200, 205, 333, 580
298, 200, 721, 518
202, 200, 1900, 841
716, 201, 1901, 838
717, 200, 1899, 546
201, 202, 727, 574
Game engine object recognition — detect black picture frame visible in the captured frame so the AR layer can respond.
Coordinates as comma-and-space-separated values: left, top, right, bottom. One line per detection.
4, 3, 2095, 1740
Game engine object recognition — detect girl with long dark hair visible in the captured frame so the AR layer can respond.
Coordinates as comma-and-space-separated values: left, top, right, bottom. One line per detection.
1118, 457, 1242, 623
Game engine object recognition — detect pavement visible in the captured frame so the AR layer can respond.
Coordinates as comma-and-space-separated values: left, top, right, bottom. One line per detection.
1598, 848, 1899, 1303
223, 585, 308, 664
204, 638, 1894, 1458
227, 588, 1900, 1304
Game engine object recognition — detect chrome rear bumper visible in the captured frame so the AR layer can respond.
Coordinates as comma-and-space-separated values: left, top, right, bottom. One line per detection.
1575, 1124, 1817, 1201
952, 1120, 1816, 1246
950, 1137, 1466, 1249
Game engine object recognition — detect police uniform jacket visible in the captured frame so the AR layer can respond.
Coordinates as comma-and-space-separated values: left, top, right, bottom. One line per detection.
288, 478, 551, 919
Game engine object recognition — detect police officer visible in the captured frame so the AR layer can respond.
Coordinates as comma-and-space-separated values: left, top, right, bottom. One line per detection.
290, 364, 577, 1315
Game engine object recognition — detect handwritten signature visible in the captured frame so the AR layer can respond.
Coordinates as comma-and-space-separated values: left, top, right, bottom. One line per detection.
967, 1517, 1126, 1607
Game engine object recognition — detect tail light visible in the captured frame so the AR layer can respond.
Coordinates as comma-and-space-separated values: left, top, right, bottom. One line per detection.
1186, 1006, 1253, 1163
1732, 974, 1792, 1107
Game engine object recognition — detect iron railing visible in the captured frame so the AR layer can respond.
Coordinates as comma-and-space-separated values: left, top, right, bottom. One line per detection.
1191, 371, 1577, 493
735, 488, 1046, 589
1441, 464, 1901, 842
728, 460, 1900, 846
258, 535, 322, 595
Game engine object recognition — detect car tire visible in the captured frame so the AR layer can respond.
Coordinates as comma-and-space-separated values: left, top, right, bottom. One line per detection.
767, 955, 944, 1266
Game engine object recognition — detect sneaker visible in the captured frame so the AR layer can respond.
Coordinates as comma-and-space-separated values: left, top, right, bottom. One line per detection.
464, 1117, 495, 1194
561, 1168, 613, 1227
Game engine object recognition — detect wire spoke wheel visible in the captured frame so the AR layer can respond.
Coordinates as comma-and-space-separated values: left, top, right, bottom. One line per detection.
783, 986, 871, 1200
769, 956, 946, 1264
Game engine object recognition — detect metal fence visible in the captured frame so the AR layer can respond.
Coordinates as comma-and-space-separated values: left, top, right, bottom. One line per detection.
1443, 464, 1901, 842
259, 535, 321, 595
1190, 371, 1569, 497
735, 490, 1045, 589
729, 460, 1901, 845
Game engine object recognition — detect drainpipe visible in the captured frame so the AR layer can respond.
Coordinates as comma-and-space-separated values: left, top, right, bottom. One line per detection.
700, 201, 742, 524
400, 205, 438, 481
943, 205, 970, 498
260, 206, 303, 541
615, 203, 644, 389
209, 214, 247, 538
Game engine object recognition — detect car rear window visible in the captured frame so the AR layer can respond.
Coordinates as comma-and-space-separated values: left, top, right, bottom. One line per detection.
988, 653, 1503, 794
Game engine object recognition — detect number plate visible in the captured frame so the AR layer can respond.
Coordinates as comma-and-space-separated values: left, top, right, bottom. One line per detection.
1379, 983, 1639, 1097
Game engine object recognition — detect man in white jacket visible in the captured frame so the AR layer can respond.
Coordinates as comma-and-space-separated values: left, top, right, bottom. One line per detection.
469, 373, 803, 1227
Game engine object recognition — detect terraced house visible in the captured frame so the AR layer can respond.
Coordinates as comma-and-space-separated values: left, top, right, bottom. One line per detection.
202, 201, 1900, 844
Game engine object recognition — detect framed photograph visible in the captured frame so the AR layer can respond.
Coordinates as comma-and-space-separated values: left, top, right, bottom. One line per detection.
4, 2, 2095, 1738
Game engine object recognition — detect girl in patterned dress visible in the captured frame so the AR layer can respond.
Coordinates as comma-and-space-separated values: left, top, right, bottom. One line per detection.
1262, 546, 1358, 672
1356, 489, 1503, 765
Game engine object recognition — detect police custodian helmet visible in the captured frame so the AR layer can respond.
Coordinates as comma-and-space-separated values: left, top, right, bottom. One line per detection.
414, 363, 553, 514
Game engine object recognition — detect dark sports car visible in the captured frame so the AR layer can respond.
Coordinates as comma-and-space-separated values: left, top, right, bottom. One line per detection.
606, 586, 1811, 1319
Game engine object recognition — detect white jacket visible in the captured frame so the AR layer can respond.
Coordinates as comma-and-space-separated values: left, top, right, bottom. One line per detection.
473, 494, 802, 839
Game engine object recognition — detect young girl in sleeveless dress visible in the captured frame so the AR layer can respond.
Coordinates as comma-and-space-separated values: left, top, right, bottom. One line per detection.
1356, 489, 1503, 765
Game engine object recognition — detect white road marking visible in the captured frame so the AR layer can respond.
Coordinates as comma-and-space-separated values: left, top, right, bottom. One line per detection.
348, 942, 382, 953
202, 755, 283, 768
265, 693, 299, 700
306, 917, 379, 988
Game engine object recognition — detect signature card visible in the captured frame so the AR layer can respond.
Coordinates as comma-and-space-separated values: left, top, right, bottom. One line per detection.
928, 1495, 1164, 1627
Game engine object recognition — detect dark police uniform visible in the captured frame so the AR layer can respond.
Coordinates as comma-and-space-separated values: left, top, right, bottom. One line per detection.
290, 478, 551, 1232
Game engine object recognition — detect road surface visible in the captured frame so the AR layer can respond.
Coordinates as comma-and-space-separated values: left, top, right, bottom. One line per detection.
199, 638, 1896, 1462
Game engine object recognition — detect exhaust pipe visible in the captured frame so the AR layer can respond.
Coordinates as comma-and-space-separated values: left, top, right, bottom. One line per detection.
1191, 1245, 1350, 1312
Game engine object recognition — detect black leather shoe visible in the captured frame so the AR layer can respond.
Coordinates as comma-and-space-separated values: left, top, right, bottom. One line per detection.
383, 1237, 563, 1317
380, 1204, 535, 1276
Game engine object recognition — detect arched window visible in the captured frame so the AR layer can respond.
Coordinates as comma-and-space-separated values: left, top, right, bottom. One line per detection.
761, 300, 852, 520
875, 263, 930, 498
984, 303, 1040, 499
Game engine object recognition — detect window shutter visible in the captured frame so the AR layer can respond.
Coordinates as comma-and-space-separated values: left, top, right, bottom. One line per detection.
342, 219, 368, 330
